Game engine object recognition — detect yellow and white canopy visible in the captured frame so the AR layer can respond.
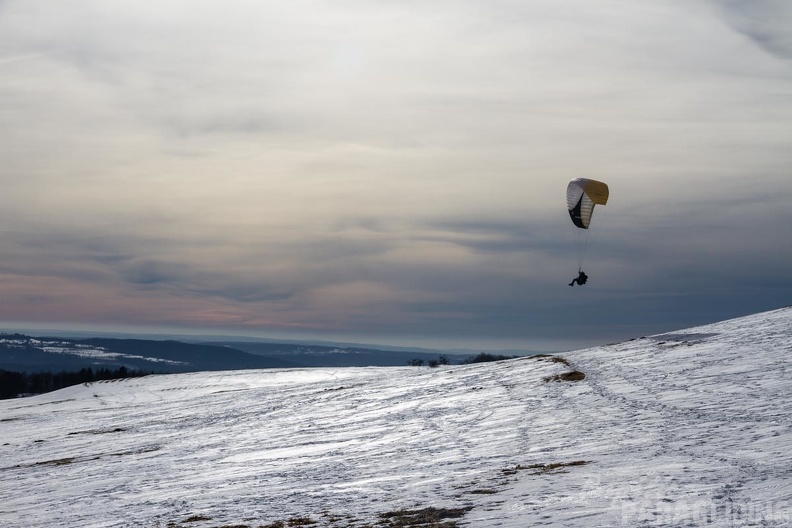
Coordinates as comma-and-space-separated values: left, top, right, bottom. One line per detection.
566, 178, 609, 229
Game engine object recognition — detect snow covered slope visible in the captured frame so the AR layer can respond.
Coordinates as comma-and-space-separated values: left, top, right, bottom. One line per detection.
1, 307, 790, 527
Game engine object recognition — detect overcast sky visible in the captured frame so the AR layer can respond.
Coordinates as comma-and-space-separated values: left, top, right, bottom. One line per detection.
1, 0, 790, 351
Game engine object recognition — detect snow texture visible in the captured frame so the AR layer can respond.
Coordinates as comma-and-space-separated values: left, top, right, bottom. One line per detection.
1, 307, 790, 527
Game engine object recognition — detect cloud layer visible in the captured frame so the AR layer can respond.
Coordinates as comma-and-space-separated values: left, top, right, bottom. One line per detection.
1, 0, 790, 349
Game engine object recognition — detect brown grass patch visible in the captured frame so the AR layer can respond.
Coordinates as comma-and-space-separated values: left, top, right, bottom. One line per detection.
109, 446, 161, 457
34, 457, 75, 466
543, 370, 585, 382
16, 446, 160, 470
168, 506, 471, 528
68, 427, 126, 436
502, 460, 589, 475
259, 518, 317, 528
379, 506, 473, 528
530, 354, 571, 366
286, 518, 317, 526
182, 514, 212, 522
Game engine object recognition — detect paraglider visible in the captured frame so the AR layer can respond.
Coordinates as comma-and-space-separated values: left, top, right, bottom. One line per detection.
568, 270, 588, 287
566, 178, 609, 285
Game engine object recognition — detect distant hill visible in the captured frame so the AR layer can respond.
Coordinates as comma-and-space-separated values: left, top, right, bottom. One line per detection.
0, 334, 469, 373
210, 341, 470, 368
0, 335, 298, 373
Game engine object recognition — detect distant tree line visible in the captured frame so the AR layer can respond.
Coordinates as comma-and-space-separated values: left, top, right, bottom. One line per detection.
0, 367, 150, 400
407, 353, 518, 368
461, 353, 518, 364
408, 355, 451, 368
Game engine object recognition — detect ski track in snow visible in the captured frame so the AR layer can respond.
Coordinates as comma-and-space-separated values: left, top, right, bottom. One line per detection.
1, 308, 790, 527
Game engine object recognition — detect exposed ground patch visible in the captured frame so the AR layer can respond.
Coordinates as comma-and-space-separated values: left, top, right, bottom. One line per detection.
501, 460, 589, 476
259, 517, 318, 527
544, 371, 586, 382
164, 506, 473, 528
529, 354, 571, 366
529, 355, 586, 382
33, 457, 77, 467
5, 445, 161, 471
67, 427, 126, 435
182, 514, 212, 522
379, 506, 473, 528
162, 458, 590, 528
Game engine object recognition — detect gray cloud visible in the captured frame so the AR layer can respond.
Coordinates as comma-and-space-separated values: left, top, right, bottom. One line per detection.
717, 0, 792, 60
0, 0, 790, 349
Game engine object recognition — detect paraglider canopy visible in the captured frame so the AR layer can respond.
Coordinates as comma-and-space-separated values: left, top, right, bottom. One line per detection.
567, 177, 609, 274
567, 178, 609, 229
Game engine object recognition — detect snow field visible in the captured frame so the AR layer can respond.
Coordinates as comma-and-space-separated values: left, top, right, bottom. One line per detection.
1, 307, 790, 527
